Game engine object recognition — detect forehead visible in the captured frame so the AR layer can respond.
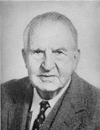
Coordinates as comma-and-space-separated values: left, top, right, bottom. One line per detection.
29, 21, 75, 50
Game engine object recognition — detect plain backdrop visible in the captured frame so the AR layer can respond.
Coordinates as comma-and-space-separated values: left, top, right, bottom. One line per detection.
0, 1, 100, 88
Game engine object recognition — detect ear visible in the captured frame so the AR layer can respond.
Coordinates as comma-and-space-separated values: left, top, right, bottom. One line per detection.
73, 49, 80, 69
22, 49, 27, 68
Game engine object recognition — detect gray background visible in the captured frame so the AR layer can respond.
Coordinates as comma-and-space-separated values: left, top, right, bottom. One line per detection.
0, 1, 100, 88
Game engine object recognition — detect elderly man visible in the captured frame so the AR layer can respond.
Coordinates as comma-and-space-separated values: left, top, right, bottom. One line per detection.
1, 12, 100, 130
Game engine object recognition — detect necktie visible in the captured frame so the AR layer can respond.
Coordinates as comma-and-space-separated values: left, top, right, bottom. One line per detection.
32, 101, 50, 130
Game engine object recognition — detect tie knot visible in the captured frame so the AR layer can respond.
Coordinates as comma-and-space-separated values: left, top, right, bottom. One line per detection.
39, 101, 50, 112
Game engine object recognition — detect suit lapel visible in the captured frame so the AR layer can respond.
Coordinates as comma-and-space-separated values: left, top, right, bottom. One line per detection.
20, 102, 30, 130
50, 90, 84, 130
21, 85, 33, 130
9, 102, 29, 130
49, 72, 87, 130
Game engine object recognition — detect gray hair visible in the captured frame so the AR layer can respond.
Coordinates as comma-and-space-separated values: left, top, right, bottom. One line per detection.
23, 12, 78, 51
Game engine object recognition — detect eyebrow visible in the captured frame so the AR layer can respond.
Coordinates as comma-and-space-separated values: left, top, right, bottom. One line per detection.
52, 48, 68, 52
29, 48, 44, 51
29, 48, 68, 52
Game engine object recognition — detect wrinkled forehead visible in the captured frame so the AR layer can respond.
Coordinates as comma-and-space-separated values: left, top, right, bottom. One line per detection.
29, 20, 76, 50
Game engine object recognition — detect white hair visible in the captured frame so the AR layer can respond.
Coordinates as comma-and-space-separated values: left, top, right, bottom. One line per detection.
23, 12, 78, 51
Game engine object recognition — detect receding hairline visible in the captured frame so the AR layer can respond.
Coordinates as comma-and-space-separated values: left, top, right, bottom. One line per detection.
23, 12, 78, 51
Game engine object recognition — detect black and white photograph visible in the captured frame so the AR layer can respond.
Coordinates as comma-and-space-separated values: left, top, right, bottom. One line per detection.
1, 1, 100, 130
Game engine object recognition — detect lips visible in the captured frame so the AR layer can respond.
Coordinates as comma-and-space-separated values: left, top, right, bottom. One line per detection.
38, 75, 56, 77
37, 75, 57, 82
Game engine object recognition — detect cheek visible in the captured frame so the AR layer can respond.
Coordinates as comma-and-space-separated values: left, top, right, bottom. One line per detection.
27, 57, 41, 74
58, 59, 74, 77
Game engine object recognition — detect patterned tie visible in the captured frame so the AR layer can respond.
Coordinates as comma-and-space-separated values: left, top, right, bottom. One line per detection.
32, 101, 50, 130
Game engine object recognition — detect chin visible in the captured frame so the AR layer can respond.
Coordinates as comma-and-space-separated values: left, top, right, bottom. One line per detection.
38, 83, 60, 92
35, 82, 61, 92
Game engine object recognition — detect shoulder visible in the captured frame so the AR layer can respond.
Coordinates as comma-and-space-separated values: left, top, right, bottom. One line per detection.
71, 72, 100, 113
72, 72, 100, 127
72, 72, 100, 121
1, 77, 31, 104
72, 72, 100, 98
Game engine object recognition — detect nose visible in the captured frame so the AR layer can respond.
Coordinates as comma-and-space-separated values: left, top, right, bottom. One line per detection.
41, 52, 55, 71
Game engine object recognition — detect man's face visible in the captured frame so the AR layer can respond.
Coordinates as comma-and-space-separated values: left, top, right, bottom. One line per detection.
23, 21, 80, 92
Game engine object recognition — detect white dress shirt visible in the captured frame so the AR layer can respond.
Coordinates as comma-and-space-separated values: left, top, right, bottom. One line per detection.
30, 78, 71, 130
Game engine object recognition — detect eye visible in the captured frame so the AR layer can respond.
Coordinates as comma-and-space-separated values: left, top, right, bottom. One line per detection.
29, 49, 44, 60
56, 50, 63, 54
34, 49, 43, 54
53, 49, 67, 59
53, 50, 63, 54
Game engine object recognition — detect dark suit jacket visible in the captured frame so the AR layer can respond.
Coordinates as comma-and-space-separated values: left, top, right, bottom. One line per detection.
1, 72, 100, 130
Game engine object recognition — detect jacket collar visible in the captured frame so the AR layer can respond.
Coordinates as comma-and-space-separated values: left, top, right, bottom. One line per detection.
52, 75, 86, 130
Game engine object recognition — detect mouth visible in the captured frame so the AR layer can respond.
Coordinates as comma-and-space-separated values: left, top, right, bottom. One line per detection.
37, 75, 57, 82
38, 74, 56, 77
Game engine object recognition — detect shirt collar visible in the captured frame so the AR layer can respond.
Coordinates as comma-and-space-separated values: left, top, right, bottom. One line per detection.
30, 78, 71, 112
